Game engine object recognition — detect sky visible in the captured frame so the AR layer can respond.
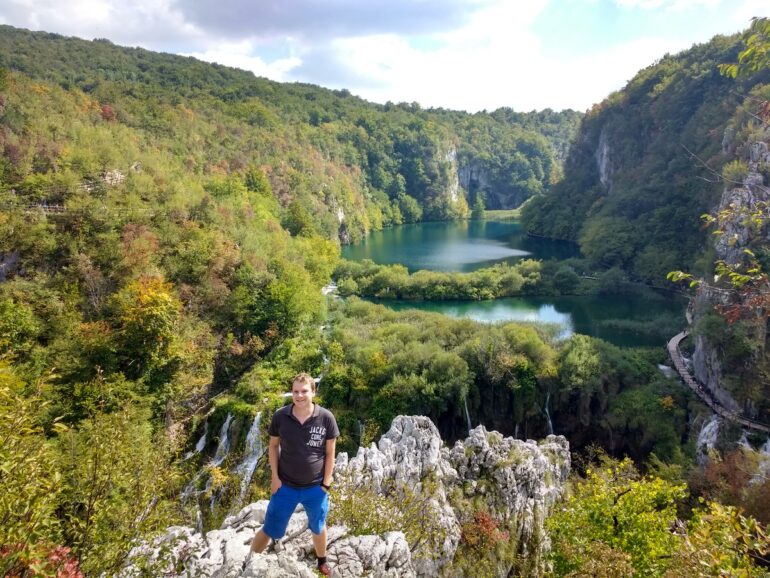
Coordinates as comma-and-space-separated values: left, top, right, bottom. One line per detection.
1, 0, 768, 112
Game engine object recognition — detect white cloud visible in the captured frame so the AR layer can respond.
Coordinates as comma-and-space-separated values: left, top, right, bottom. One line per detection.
186, 41, 301, 80
297, 1, 552, 111
0, 0, 204, 50
1, 0, 769, 112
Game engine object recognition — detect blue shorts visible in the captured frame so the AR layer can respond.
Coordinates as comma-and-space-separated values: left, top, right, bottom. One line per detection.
262, 484, 329, 539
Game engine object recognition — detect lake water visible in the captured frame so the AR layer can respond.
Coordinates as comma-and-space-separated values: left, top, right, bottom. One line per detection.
375, 294, 685, 348
342, 220, 578, 272
342, 220, 685, 347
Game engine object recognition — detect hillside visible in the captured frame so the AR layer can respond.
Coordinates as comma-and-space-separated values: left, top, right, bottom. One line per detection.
1, 21, 769, 578
0, 25, 580, 234
522, 32, 770, 283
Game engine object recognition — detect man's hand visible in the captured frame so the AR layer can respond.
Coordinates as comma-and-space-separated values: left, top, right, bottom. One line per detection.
271, 477, 282, 495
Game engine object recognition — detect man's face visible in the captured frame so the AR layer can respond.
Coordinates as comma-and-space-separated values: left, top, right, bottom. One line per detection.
292, 380, 315, 408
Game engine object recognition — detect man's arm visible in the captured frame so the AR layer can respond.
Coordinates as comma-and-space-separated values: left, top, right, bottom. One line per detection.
322, 437, 336, 489
268, 435, 281, 494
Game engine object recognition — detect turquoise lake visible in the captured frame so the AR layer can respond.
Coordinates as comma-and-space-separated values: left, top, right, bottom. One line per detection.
341, 220, 578, 272
341, 220, 686, 347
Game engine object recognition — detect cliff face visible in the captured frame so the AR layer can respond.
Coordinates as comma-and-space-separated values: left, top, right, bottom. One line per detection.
520, 34, 770, 281
120, 416, 570, 578
691, 132, 770, 417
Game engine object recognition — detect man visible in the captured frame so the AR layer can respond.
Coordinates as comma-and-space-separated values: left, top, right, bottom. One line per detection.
246, 372, 339, 576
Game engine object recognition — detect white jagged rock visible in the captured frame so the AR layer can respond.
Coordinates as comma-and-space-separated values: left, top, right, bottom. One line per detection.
335, 416, 570, 576
120, 415, 569, 577
117, 500, 416, 578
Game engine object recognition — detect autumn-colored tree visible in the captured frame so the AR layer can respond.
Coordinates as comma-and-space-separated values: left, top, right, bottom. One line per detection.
111, 276, 181, 388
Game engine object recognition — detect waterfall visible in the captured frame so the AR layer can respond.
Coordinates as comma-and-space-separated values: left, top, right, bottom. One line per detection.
195, 422, 208, 453
183, 421, 209, 460
544, 391, 553, 436
758, 437, 770, 482
180, 413, 235, 530
211, 413, 234, 467
462, 398, 473, 433
358, 420, 365, 445
232, 412, 263, 510
696, 415, 720, 465
657, 364, 675, 379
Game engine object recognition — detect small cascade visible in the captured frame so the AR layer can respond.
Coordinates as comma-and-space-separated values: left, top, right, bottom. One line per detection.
208, 413, 235, 512
657, 364, 676, 379
514, 423, 519, 439
758, 437, 770, 482
180, 413, 234, 525
464, 398, 473, 433
183, 421, 209, 460
696, 415, 720, 465
211, 413, 234, 467
232, 412, 263, 510
195, 422, 208, 453
544, 391, 553, 436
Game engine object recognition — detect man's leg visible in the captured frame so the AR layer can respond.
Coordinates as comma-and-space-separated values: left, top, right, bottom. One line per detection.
249, 529, 271, 553
311, 526, 327, 557
302, 486, 331, 575
252, 486, 298, 552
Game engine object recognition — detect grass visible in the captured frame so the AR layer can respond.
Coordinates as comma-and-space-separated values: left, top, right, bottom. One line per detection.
484, 209, 521, 220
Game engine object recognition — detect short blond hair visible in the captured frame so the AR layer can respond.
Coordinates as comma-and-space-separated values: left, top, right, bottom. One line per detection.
292, 372, 316, 393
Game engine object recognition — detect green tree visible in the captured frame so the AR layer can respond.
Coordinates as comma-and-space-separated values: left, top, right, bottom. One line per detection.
471, 193, 486, 220
720, 17, 770, 77
56, 406, 179, 576
0, 359, 63, 577
548, 457, 687, 577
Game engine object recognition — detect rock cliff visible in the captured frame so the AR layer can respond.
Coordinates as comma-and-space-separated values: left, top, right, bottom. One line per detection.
119, 416, 570, 577
692, 129, 770, 417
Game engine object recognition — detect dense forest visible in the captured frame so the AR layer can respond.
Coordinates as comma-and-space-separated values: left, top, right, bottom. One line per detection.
1, 20, 769, 578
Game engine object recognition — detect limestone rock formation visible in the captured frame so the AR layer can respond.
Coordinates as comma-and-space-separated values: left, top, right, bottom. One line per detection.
337, 416, 570, 576
119, 415, 570, 577
117, 502, 415, 578
692, 129, 770, 417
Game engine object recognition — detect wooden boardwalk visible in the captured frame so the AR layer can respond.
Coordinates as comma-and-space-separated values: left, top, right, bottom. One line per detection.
667, 330, 770, 434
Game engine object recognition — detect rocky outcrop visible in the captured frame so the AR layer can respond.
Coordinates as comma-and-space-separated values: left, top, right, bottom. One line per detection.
449, 427, 569, 554
692, 286, 741, 414
457, 160, 530, 209
337, 416, 570, 576
595, 126, 612, 192
118, 502, 415, 578
444, 147, 461, 205
458, 161, 495, 206
713, 140, 770, 265
691, 129, 770, 417
119, 416, 570, 578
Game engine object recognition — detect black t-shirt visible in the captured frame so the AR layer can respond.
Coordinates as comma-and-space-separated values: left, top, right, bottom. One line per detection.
268, 403, 340, 488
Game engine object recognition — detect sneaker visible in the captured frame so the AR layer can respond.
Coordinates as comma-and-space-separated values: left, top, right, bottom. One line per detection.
317, 562, 333, 576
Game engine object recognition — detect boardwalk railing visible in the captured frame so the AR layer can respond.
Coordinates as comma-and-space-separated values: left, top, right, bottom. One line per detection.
667, 330, 770, 434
